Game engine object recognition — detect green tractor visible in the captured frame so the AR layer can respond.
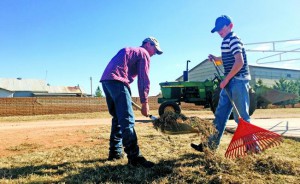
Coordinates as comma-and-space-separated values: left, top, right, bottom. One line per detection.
157, 79, 256, 117
157, 60, 257, 117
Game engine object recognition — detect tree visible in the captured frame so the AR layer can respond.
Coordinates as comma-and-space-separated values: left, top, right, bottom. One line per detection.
254, 79, 269, 109
273, 78, 288, 92
290, 79, 300, 106
95, 86, 104, 97
253, 79, 267, 90
273, 78, 299, 107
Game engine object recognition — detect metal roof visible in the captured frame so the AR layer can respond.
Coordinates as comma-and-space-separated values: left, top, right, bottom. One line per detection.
176, 59, 300, 81
47, 86, 82, 94
0, 78, 48, 92
0, 78, 85, 95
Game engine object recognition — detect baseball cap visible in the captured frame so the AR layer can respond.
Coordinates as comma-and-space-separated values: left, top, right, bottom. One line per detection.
211, 15, 232, 33
143, 37, 163, 55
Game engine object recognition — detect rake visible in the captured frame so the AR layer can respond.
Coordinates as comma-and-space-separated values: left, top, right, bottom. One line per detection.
211, 59, 283, 159
132, 101, 199, 134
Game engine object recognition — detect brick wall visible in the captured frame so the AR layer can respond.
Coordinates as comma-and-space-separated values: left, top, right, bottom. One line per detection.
0, 97, 105, 116
0, 97, 203, 117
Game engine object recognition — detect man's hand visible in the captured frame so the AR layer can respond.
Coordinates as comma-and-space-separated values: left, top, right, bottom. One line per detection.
141, 103, 149, 117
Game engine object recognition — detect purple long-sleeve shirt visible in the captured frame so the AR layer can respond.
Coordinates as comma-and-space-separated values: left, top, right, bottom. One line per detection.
100, 47, 151, 103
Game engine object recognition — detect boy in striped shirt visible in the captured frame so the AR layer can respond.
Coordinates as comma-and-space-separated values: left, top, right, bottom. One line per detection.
192, 15, 254, 152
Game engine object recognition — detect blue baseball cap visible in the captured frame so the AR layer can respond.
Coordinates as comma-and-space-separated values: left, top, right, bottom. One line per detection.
211, 15, 232, 33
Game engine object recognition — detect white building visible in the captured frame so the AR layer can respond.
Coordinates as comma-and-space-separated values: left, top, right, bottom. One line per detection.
176, 59, 300, 87
0, 78, 85, 97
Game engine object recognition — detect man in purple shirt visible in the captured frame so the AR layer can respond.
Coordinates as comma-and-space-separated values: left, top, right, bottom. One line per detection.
100, 37, 163, 168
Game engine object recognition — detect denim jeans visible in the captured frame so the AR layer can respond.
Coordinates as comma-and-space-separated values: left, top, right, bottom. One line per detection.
208, 78, 250, 149
101, 80, 140, 159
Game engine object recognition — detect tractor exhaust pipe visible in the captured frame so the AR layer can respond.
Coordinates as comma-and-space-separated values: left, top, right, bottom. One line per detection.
183, 60, 191, 81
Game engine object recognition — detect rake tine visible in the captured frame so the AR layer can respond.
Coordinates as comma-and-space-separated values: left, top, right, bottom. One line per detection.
260, 139, 269, 149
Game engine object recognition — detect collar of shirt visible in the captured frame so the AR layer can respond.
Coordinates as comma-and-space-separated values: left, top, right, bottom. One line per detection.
223, 31, 234, 40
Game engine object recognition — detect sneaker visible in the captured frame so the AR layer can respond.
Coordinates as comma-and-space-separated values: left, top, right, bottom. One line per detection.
128, 155, 155, 168
108, 153, 124, 161
191, 143, 205, 152
245, 146, 261, 154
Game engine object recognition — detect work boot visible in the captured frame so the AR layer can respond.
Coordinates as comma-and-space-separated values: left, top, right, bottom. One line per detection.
128, 155, 155, 168
191, 143, 205, 152
108, 153, 124, 161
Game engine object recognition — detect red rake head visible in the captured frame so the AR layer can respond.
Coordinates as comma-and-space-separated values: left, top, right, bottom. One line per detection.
225, 118, 283, 159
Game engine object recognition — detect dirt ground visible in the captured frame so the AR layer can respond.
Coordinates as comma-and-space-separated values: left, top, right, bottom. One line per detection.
0, 108, 299, 157
0, 119, 108, 157
0, 117, 154, 157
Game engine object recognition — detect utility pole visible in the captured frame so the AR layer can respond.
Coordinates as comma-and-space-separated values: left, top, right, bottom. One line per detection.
90, 77, 93, 97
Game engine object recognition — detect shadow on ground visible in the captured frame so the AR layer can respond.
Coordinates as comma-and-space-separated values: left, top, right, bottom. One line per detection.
0, 153, 204, 183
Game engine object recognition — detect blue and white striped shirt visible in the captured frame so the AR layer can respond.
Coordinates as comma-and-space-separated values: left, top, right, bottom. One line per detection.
221, 32, 251, 80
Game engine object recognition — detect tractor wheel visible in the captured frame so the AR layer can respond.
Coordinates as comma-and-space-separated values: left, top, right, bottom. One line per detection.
158, 101, 181, 116
248, 87, 257, 116
210, 87, 221, 115
210, 86, 257, 119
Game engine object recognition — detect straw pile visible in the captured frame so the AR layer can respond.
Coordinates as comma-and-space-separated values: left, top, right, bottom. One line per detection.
153, 112, 216, 138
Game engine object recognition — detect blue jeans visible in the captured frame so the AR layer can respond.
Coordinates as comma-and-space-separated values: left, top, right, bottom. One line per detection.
208, 78, 250, 149
101, 80, 140, 159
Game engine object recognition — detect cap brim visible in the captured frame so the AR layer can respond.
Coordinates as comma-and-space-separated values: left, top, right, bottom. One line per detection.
155, 46, 163, 55
211, 27, 217, 33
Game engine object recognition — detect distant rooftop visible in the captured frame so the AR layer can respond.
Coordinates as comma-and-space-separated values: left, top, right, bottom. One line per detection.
0, 78, 85, 95
0, 78, 48, 92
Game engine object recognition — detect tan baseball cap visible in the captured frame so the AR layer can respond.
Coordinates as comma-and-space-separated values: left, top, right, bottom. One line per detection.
143, 37, 163, 55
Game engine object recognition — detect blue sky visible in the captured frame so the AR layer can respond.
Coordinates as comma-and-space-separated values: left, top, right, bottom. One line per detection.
1, 0, 300, 97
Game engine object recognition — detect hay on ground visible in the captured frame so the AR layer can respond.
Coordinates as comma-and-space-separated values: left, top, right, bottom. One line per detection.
153, 112, 216, 139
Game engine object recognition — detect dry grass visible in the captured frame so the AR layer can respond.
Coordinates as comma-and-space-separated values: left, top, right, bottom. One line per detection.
6, 143, 42, 152
0, 118, 299, 183
0, 112, 110, 123
0, 108, 299, 183
153, 112, 216, 138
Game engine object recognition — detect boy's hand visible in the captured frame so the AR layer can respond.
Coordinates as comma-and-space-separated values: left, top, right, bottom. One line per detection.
141, 103, 149, 117
208, 54, 216, 61
220, 78, 230, 89
209, 54, 223, 65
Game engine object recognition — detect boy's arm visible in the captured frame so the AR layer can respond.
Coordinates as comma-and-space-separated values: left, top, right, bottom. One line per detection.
220, 52, 244, 88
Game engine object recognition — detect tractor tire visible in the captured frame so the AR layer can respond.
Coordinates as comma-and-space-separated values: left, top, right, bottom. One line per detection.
248, 87, 257, 116
210, 87, 221, 115
210, 86, 257, 119
158, 101, 181, 116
